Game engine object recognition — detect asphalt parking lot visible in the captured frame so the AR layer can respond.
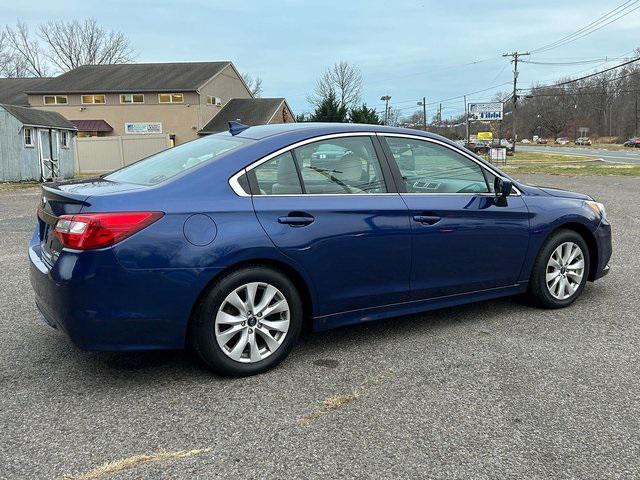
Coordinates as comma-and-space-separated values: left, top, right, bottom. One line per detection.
1, 174, 638, 479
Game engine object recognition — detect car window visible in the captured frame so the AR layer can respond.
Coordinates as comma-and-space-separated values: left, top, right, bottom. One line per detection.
253, 152, 302, 195
385, 137, 490, 194
293, 136, 387, 194
105, 135, 250, 186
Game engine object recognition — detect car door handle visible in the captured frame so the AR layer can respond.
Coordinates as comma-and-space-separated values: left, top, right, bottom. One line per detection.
413, 215, 441, 225
277, 215, 315, 226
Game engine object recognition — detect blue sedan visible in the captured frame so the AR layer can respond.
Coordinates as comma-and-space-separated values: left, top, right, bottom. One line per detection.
30, 123, 612, 376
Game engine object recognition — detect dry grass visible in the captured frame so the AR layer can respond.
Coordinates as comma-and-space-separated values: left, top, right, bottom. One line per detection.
63, 448, 212, 480
296, 368, 395, 426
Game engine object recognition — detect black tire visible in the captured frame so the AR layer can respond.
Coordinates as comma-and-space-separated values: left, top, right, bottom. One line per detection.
190, 266, 303, 376
527, 229, 590, 309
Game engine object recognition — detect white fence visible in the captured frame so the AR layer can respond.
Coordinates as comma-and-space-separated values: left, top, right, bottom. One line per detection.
74, 134, 171, 174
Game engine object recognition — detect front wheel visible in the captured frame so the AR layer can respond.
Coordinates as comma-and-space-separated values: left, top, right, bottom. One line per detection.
190, 266, 303, 376
527, 229, 590, 308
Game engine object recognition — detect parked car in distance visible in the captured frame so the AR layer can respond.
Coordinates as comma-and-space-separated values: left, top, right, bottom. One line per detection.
464, 140, 490, 154
575, 137, 592, 146
536, 138, 548, 144
30, 122, 612, 377
555, 137, 570, 145
520, 138, 531, 144
623, 137, 640, 147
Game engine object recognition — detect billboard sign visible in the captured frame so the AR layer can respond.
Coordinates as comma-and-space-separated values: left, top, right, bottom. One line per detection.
125, 122, 163, 134
477, 131, 493, 141
468, 102, 503, 121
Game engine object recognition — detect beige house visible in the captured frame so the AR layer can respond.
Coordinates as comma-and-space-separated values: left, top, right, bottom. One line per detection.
25, 62, 294, 145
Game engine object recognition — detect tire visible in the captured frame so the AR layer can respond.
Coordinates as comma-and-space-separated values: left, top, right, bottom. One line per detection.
527, 229, 590, 309
190, 266, 303, 376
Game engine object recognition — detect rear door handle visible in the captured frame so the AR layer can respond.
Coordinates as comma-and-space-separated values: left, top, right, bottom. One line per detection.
278, 215, 315, 226
413, 215, 441, 225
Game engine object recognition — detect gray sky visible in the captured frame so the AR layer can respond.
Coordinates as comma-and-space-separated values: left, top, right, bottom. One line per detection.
3, 0, 639, 118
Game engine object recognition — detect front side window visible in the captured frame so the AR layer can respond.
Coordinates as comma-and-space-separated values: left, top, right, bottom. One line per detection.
385, 137, 490, 194
24, 127, 33, 146
81, 94, 106, 104
120, 93, 144, 104
43, 95, 68, 105
105, 135, 251, 186
159, 93, 184, 103
253, 152, 302, 195
294, 136, 387, 194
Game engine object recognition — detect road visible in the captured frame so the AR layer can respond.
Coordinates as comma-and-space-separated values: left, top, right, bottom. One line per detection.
519, 144, 640, 164
1, 175, 639, 479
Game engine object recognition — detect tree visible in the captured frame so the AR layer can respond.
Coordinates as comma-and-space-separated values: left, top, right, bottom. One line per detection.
241, 72, 263, 97
2, 18, 134, 77
349, 103, 381, 124
38, 18, 134, 71
4, 22, 48, 76
308, 61, 362, 109
295, 113, 308, 122
309, 90, 347, 122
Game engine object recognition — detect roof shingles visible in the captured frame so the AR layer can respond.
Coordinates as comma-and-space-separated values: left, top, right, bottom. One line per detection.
1, 104, 76, 129
26, 62, 231, 94
200, 98, 287, 133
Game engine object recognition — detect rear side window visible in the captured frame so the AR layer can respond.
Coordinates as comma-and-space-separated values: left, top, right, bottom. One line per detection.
385, 137, 490, 194
293, 136, 387, 194
253, 152, 302, 195
105, 135, 250, 185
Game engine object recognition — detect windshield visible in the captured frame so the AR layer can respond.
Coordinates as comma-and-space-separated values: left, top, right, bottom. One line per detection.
105, 135, 251, 185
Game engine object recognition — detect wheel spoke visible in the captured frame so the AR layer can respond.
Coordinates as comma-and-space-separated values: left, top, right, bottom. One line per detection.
245, 283, 259, 312
255, 285, 278, 314
566, 270, 582, 280
216, 311, 244, 326
562, 243, 571, 263
260, 319, 289, 332
262, 299, 288, 318
216, 324, 244, 345
249, 332, 262, 362
567, 245, 580, 264
567, 260, 584, 271
226, 291, 247, 316
228, 329, 249, 361
548, 255, 562, 270
256, 327, 280, 351
546, 270, 560, 283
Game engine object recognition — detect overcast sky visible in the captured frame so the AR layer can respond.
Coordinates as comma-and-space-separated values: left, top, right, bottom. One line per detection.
3, 0, 639, 118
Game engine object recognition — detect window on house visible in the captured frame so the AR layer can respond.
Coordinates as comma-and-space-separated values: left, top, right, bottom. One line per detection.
61, 131, 69, 148
24, 128, 33, 147
120, 93, 144, 104
43, 95, 68, 105
81, 94, 106, 104
159, 93, 183, 103
207, 96, 222, 106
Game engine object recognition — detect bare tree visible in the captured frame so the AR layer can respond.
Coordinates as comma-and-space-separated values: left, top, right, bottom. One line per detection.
38, 18, 134, 71
308, 61, 362, 109
241, 72, 263, 97
4, 22, 48, 76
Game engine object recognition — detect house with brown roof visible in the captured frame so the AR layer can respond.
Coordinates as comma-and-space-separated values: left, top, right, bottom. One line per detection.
25, 62, 294, 145
200, 98, 294, 134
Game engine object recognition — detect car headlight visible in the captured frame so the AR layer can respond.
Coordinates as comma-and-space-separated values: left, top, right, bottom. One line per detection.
586, 200, 607, 220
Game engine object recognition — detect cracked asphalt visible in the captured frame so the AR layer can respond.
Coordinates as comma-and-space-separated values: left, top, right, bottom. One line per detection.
1, 174, 638, 479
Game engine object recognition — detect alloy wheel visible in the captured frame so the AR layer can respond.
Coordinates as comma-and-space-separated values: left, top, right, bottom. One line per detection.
215, 282, 290, 363
546, 242, 585, 300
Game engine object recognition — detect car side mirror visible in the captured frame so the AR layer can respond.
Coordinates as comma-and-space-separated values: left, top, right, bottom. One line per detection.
494, 177, 513, 205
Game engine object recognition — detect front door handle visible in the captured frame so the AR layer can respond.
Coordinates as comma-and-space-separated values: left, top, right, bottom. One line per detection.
413, 215, 441, 225
278, 215, 315, 226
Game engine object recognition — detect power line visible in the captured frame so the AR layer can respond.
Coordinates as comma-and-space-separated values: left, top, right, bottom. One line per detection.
530, 0, 640, 53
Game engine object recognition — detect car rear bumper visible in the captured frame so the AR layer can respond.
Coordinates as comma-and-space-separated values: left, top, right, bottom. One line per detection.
29, 231, 219, 351
592, 219, 612, 281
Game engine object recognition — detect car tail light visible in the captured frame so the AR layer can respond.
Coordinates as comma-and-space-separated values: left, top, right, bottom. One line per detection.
54, 212, 164, 250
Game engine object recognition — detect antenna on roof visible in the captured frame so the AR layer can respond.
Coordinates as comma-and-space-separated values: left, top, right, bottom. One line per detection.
228, 121, 249, 136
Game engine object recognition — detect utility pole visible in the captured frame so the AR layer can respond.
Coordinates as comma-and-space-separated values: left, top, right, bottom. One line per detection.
635, 91, 638, 136
438, 103, 442, 127
464, 95, 470, 143
503, 51, 530, 152
417, 97, 427, 131
380, 95, 392, 125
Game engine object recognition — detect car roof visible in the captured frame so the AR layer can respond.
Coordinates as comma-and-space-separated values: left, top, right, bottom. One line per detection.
223, 122, 448, 142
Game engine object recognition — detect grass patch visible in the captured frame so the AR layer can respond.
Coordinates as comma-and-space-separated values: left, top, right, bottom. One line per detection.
63, 448, 212, 480
486, 151, 640, 176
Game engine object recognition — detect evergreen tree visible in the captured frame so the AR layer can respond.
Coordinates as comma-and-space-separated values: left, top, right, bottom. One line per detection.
309, 90, 348, 122
349, 103, 382, 124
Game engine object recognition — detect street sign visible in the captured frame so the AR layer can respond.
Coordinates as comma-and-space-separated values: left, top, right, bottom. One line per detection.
477, 131, 493, 141
468, 102, 503, 121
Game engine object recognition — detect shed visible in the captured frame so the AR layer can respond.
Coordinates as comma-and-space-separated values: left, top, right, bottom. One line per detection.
0, 104, 77, 182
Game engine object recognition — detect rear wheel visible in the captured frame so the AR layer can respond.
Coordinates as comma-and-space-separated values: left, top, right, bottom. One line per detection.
527, 229, 590, 308
190, 266, 303, 376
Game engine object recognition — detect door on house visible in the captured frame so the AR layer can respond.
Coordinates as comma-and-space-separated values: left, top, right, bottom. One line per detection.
38, 129, 59, 181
